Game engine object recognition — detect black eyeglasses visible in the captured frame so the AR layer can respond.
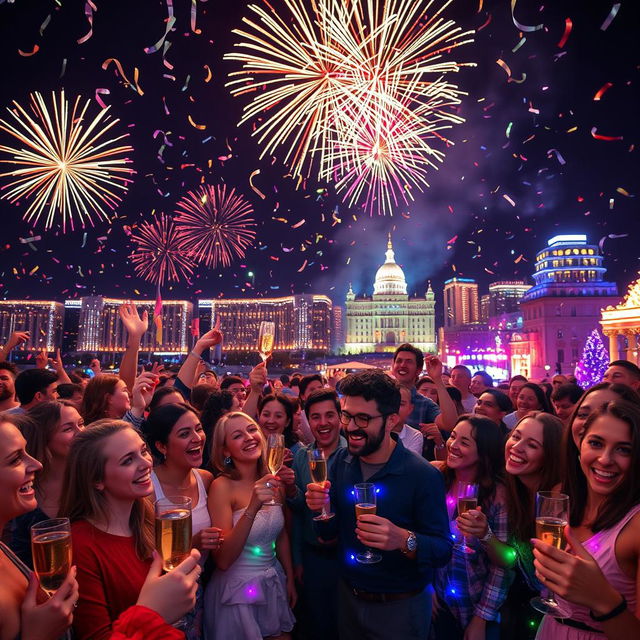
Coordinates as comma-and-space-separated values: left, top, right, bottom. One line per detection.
339, 410, 387, 429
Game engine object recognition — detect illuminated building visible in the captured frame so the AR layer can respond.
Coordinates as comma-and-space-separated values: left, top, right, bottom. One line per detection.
480, 294, 490, 323
75, 296, 193, 354
198, 295, 332, 352
488, 281, 531, 316
62, 300, 82, 354
331, 306, 345, 353
344, 235, 436, 353
601, 274, 640, 364
0, 300, 64, 353
510, 234, 619, 379
443, 278, 479, 327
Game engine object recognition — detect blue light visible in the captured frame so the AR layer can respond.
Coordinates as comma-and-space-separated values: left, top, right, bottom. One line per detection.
375, 487, 380, 494
450, 588, 457, 595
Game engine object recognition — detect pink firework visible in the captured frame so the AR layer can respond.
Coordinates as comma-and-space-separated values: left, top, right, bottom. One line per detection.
129, 213, 195, 285
174, 184, 256, 268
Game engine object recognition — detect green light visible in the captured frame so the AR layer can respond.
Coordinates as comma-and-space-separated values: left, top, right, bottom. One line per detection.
529, 620, 536, 628
252, 546, 261, 556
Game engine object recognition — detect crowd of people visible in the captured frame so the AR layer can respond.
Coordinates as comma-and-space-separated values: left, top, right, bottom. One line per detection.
1, 305, 640, 640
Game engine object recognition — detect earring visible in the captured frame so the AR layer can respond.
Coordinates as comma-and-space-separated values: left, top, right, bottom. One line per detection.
224, 456, 232, 466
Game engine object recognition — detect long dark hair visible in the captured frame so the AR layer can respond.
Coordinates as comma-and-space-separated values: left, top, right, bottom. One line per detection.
257, 393, 298, 449
561, 383, 640, 514
505, 412, 563, 542
566, 400, 640, 532
143, 402, 200, 462
441, 414, 505, 508
518, 382, 554, 415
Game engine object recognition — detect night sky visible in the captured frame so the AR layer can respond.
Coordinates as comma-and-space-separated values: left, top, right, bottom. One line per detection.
0, 0, 638, 327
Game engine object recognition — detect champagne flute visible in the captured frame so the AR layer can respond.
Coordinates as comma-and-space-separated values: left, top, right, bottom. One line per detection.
308, 448, 334, 520
455, 482, 479, 554
31, 518, 72, 595
531, 491, 572, 617
257, 321, 275, 362
354, 483, 381, 564
155, 496, 192, 572
265, 433, 285, 506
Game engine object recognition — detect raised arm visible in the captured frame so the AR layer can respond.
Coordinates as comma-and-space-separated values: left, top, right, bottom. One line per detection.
177, 320, 222, 392
119, 304, 149, 392
242, 361, 267, 420
426, 356, 458, 433
0, 330, 29, 361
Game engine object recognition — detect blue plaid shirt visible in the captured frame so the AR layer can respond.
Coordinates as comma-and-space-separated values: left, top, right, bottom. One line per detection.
435, 484, 512, 628
407, 386, 440, 428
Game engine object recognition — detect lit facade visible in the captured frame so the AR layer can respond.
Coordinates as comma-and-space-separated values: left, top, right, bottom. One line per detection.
510, 235, 619, 379
344, 235, 436, 354
0, 300, 64, 352
331, 306, 345, 353
75, 296, 193, 354
601, 274, 640, 365
488, 281, 531, 316
443, 278, 479, 327
198, 295, 332, 352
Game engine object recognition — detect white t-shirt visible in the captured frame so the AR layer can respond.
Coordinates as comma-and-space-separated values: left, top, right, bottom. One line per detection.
461, 394, 478, 413
398, 424, 424, 456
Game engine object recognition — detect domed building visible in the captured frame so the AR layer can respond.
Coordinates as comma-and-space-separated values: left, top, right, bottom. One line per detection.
343, 234, 436, 353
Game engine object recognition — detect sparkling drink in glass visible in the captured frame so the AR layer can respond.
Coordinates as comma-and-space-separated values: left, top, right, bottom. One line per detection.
531, 491, 571, 617
265, 433, 284, 506
257, 322, 275, 362
455, 482, 479, 554
308, 448, 334, 521
354, 483, 381, 564
31, 518, 72, 595
155, 496, 192, 572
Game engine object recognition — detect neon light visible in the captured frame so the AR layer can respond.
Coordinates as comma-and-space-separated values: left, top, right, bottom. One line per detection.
547, 234, 587, 246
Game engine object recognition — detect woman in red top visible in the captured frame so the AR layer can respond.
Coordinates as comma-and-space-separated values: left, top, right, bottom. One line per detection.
60, 419, 156, 640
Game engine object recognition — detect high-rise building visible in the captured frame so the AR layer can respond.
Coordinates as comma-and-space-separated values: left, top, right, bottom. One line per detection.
75, 296, 193, 354
510, 234, 619, 378
331, 306, 344, 353
0, 300, 64, 353
198, 295, 332, 352
443, 278, 479, 327
344, 235, 436, 353
480, 294, 490, 323
488, 281, 531, 317
63, 300, 82, 354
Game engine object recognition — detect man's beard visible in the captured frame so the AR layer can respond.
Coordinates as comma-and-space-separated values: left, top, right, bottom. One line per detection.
347, 421, 386, 458
0, 387, 14, 402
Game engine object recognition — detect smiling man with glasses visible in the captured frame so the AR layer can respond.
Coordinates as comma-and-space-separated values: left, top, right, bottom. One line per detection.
305, 369, 451, 639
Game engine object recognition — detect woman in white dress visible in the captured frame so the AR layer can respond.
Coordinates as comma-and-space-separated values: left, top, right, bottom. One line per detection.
145, 402, 223, 640
204, 411, 296, 640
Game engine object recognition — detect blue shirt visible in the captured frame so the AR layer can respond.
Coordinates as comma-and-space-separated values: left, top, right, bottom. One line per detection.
314, 436, 452, 593
408, 386, 440, 428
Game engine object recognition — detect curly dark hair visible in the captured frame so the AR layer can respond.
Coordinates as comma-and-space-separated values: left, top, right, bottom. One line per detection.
339, 369, 400, 416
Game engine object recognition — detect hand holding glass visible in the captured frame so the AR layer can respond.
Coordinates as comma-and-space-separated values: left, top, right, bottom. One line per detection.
31, 518, 72, 595
265, 433, 285, 506
308, 449, 334, 520
354, 483, 381, 564
531, 491, 571, 617
155, 496, 193, 572
455, 482, 478, 554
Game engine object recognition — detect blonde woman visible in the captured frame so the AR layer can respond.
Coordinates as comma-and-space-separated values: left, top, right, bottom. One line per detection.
204, 411, 296, 639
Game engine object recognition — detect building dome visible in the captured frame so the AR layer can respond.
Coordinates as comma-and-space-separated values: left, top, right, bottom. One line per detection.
373, 234, 407, 296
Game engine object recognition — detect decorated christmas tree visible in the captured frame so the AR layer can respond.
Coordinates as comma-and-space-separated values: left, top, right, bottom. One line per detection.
574, 329, 609, 389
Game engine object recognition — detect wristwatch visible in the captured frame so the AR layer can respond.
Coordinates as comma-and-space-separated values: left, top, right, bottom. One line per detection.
401, 530, 417, 554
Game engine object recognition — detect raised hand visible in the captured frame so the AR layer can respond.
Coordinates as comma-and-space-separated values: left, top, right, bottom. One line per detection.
6, 330, 30, 350
35, 348, 49, 369
425, 355, 443, 380
131, 371, 159, 413
249, 361, 268, 392
193, 318, 223, 355
119, 303, 149, 342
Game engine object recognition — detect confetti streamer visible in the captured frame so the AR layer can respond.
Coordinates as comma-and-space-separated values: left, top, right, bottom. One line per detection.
59, 58, 67, 79
77, 0, 97, 44
496, 58, 512, 78
39, 13, 52, 36
188, 114, 206, 130
506, 122, 513, 138
600, 3, 621, 31
18, 45, 39, 56
591, 127, 623, 141
510, 0, 543, 32
191, 0, 201, 34
557, 18, 572, 48
291, 219, 306, 229
133, 67, 144, 95
249, 169, 266, 199
145, 0, 176, 54
95, 88, 110, 109
547, 148, 566, 165
503, 194, 516, 207
512, 37, 526, 53
297, 259, 308, 272
203, 65, 212, 82
593, 82, 613, 101
102, 58, 133, 90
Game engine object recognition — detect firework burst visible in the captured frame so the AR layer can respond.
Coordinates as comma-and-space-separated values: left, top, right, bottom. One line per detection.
0, 90, 134, 231
130, 213, 195, 286
175, 184, 256, 268
226, 0, 474, 214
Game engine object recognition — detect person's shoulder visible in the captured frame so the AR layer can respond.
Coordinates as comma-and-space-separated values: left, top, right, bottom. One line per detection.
196, 468, 214, 490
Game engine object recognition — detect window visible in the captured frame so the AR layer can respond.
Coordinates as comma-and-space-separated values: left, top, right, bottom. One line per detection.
557, 329, 563, 338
